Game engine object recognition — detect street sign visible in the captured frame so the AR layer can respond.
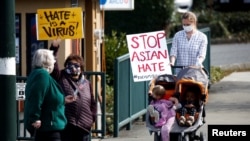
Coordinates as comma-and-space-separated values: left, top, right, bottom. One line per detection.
100, 0, 134, 11
16, 83, 26, 100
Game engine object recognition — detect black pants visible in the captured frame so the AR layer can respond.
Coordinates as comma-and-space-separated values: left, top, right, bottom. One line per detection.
35, 130, 62, 141
61, 123, 90, 141
180, 107, 197, 116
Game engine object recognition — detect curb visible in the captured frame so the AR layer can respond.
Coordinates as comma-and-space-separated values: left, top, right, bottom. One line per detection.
218, 62, 250, 71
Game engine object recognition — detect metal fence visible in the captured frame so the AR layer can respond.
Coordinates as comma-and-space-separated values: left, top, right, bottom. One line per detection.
113, 55, 149, 137
16, 71, 106, 140
113, 27, 211, 137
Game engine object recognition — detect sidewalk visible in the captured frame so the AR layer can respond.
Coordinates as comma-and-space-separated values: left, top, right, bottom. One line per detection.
92, 71, 250, 141
92, 117, 153, 141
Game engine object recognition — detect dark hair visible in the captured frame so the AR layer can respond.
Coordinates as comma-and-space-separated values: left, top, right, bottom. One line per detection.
184, 85, 200, 97
64, 54, 84, 71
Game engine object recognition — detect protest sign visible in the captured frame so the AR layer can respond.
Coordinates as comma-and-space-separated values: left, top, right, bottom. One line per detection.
126, 30, 172, 82
37, 7, 83, 40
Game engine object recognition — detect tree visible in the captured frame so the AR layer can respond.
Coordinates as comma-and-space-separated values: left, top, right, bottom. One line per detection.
105, 0, 174, 35
104, 31, 128, 85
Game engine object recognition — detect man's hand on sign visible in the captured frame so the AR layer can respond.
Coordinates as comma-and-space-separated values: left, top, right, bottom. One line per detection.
52, 38, 61, 47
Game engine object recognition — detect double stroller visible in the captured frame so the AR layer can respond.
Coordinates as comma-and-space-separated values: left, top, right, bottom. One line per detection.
146, 66, 209, 141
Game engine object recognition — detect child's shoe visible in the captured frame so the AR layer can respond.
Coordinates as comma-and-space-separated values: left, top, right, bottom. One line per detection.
186, 116, 194, 126
147, 105, 155, 117
147, 105, 159, 123
179, 116, 186, 126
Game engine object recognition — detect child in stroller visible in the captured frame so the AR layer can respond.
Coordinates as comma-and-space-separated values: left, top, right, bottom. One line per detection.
178, 86, 201, 127
146, 74, 180, 141
147, 85, 179, 127
171, 66, 209, 141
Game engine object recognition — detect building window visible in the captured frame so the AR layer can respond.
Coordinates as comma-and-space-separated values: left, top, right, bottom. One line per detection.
26, 13, 48, 75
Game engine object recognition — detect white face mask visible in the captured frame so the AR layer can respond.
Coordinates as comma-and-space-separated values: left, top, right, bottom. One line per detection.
183, 25, 193, 32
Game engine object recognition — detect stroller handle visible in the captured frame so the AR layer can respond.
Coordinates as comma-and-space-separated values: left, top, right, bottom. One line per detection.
172, 65, 209, 76
171, 65, 186, 69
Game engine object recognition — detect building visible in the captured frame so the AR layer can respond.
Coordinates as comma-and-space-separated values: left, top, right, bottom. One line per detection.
15, 0, 104, 113
15, 0, 103, 76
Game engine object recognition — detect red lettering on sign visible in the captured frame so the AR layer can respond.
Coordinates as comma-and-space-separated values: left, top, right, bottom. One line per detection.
129, 32, 166, 49
137, 62, 165, 72
131, 50, 168, 62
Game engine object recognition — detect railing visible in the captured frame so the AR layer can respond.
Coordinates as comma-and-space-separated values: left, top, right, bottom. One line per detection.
113, 54, 149, 137
16, 72, 106, 140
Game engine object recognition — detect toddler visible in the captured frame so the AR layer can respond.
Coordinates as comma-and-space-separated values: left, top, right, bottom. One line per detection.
147, 85, 178, 141
179, 87, 200, 126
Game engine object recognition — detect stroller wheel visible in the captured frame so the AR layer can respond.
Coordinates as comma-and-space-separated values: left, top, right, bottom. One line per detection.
184, 134, 189, 141
177, 134, 182, 141
200, 132, 207, 141
154, 132, 161, 141
177, 133, 189, 141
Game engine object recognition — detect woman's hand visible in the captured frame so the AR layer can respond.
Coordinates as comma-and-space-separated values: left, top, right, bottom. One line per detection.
170, 56, 176, 66
32, 120, 41, 129
169, 62, 175, 66
65, 95, 76, 104
52, 38, 61, 47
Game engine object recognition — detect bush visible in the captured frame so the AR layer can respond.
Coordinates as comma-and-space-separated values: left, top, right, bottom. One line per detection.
105, 84, 114, 135
197, 10, 250, 42
104, 31, 128, 86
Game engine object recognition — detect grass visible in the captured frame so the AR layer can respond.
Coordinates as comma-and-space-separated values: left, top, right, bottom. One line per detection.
210, 66, 250, 84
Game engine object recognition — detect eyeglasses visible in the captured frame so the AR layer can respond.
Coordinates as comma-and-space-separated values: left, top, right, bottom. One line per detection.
183, 24, 191, 26
67, 62, 80, 68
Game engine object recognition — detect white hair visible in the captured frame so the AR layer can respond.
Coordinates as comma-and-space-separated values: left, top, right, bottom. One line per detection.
32, 49, 55, 73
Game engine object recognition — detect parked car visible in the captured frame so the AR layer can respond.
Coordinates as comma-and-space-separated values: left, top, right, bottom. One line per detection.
174, 0, 193, 13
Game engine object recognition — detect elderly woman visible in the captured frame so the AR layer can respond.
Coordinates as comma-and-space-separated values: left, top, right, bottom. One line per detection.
24, 49, 75, 141
50, 40, 97, 141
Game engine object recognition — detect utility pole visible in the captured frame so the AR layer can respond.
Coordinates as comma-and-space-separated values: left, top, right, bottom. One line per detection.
0, 0, 16, 141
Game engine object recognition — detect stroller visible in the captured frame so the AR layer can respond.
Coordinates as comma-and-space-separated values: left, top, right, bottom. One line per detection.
146, 66, 209, 141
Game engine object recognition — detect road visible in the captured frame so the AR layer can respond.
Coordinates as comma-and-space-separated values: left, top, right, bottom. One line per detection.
211, 43, 250, 67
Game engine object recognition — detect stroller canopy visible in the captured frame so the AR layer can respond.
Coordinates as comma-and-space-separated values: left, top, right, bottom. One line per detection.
176, 67, 209, 89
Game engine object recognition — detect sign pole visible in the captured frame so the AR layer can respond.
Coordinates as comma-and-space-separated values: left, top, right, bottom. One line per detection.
0, 0, 17, 140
